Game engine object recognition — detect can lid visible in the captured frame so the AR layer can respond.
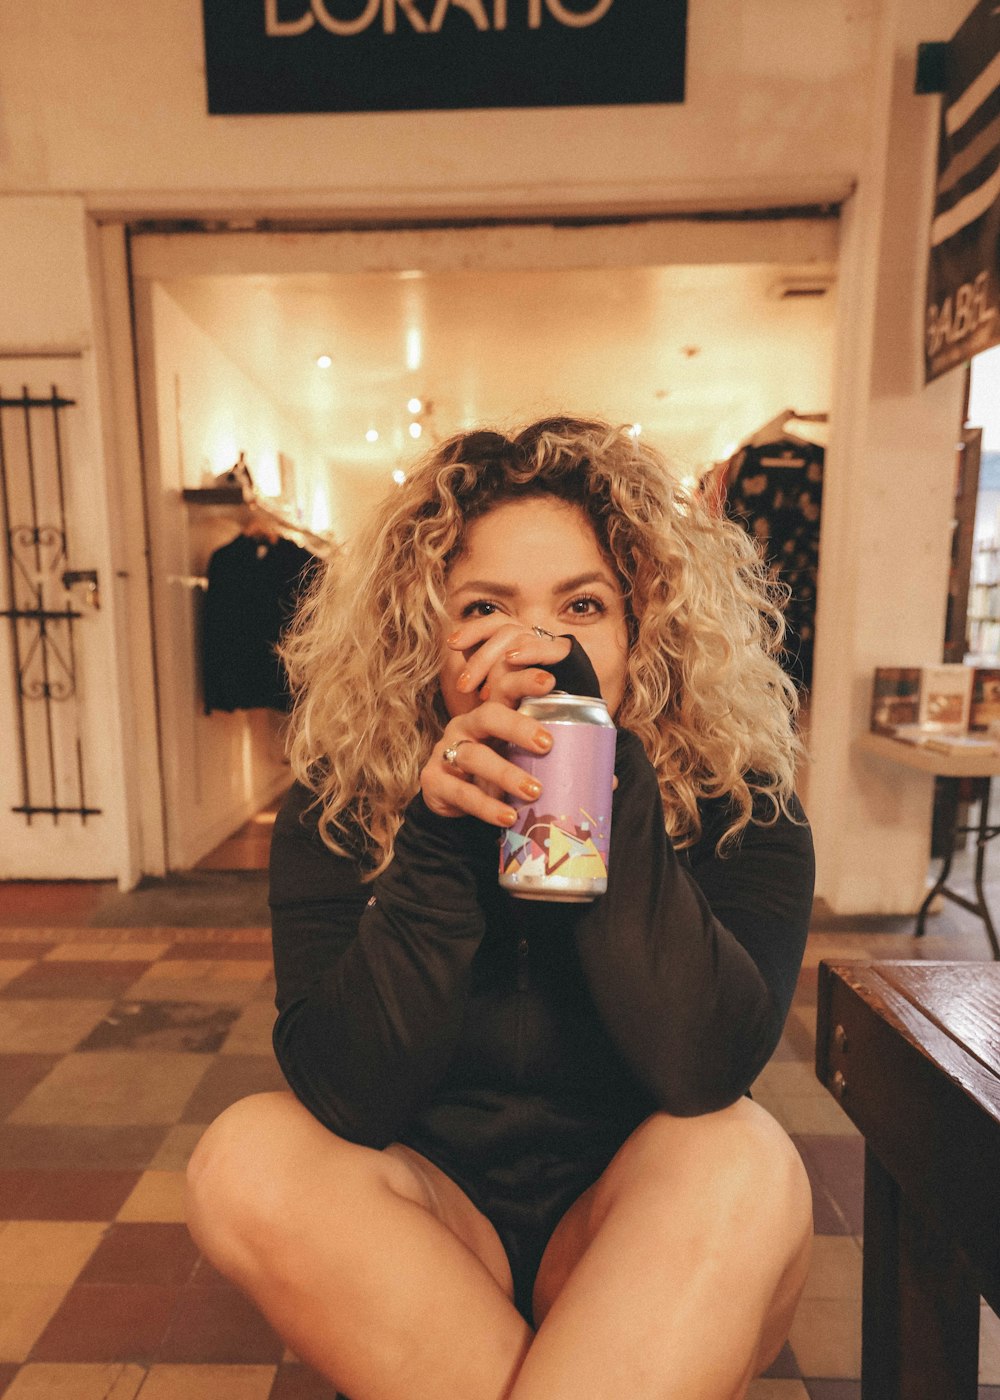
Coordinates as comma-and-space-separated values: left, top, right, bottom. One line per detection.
517, 692, 614, 726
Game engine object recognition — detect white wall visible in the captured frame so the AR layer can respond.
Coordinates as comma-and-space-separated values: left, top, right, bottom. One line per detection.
0, 200, 140, 880
807, 0, 972, 915
135, 282, 325, 870
0, 0, 874, 216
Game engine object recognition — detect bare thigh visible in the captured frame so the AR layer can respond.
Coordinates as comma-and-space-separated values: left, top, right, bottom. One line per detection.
530, 1099, 813, 1334
385, 1140, 516, 1305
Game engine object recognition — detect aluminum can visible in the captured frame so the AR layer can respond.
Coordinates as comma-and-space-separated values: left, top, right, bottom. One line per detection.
499, 691, 616, 902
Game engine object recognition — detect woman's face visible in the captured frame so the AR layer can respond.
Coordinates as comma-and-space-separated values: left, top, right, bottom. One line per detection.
441, 496, 630, 718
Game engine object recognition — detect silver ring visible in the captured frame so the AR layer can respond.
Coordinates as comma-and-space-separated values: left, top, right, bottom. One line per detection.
531, 625, 555, 639
442, 739, 473, 768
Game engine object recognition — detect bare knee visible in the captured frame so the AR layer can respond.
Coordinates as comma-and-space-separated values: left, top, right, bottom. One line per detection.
186, 1091, 378, 1285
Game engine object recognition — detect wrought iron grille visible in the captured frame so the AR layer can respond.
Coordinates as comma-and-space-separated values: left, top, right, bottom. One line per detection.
0, 385, 101, 823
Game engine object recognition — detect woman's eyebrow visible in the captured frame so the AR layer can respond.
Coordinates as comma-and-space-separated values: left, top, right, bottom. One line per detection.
449, 579, 520, 598
554, 571, 617, 594
450, 571, 617, 598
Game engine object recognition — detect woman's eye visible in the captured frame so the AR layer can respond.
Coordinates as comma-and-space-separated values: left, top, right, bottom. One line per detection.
461, 600, 502, 618
565, 595, 605, 618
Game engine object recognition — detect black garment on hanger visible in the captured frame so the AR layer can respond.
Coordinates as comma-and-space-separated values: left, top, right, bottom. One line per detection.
202, 533, 319, 714
724, 438, 824, 690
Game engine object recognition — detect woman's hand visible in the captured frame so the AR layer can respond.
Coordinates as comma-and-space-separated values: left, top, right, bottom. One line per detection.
422, 702, 556, 824
421, 617, 571, 825
447, 616, 571, 710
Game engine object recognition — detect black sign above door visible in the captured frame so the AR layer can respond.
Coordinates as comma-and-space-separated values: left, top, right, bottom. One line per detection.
202, 0, 687, 114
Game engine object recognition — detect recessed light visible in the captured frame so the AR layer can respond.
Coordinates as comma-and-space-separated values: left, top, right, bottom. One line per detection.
392, 468, 407, 485
365, 428, 379, 443
409, 422, 423, 439
316, 354, 332, 369
407, 397, 423, 414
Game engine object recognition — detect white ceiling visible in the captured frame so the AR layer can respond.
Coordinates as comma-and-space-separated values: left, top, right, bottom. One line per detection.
163, 259, 837, 484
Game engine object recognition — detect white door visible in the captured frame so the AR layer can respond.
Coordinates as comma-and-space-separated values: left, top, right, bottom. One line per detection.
0, 356, 121, 878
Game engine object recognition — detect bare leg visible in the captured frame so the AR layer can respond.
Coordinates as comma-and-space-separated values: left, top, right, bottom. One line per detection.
515, 1099, 813, 1400
185, 1092, 533, 1400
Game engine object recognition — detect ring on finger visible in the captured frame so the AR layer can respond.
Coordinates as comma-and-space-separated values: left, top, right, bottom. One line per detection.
531, 625, 555, 639
442, 739, 474, 769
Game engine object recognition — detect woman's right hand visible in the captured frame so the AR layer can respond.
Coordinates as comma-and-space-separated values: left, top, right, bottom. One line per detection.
421, 701, 555, 825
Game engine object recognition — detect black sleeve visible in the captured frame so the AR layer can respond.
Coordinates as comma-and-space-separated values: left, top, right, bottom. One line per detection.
269, 783, 498, 1147
574, 730, 815, 1116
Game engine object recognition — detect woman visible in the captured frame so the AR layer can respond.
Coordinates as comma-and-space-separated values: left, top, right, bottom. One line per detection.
186, 417, 816, 1400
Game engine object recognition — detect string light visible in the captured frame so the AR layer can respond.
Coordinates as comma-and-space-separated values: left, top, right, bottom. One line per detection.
316, 354, 332, 369
409, 422, 423, 439
407, 397, 423, 414
365, 428, 379, 443
627, 423, 642, 438
392, 469, 407, 485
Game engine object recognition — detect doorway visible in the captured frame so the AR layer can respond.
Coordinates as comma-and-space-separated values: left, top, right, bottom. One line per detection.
127, 215, 839, 872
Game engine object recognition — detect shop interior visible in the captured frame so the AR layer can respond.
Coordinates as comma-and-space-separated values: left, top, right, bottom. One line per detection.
131, 234, 838, 878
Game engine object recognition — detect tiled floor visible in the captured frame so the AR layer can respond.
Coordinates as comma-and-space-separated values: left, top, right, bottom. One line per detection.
2, 821, 1000, 1398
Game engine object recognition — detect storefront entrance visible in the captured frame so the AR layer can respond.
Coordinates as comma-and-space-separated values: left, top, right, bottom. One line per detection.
125, 215, 839, 873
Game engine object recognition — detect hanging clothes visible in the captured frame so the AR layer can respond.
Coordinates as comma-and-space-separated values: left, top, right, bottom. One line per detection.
723, 437, 824, 691
202, 532, 320, 714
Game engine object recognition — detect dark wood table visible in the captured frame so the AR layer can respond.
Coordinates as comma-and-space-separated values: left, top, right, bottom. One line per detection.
816, 959, 1000, 1400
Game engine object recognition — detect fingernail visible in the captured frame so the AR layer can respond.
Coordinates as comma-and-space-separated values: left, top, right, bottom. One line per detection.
505, 648, 522, 661
498, 807, 518, 826
520, 778, 542, 799
480, 684, 490, 701
447, 630, 461, 645
457, 670, 472, 691
532, 670, 550, 685
535, 729, 552, 750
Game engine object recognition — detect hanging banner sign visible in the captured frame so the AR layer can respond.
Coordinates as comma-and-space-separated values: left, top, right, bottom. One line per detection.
201, 0, 687, 115
925, 0, 1000, 382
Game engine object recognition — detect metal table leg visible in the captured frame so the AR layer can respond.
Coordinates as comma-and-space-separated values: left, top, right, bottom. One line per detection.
916, 776, 1000, 959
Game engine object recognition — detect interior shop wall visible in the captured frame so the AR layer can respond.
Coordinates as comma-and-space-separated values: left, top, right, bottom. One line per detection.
0, 1, 876, 217
139, 282, 329, 870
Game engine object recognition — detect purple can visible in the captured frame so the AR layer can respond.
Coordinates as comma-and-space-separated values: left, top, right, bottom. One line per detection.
499, 691, 616, 902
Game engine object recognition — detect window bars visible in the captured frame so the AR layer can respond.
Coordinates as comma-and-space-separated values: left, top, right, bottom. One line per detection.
0, 385, 101, 823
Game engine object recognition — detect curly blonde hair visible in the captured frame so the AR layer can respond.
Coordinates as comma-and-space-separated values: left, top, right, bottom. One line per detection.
282, 417, 802, 876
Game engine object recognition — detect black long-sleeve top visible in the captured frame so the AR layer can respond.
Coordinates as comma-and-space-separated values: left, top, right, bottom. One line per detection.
269, 729, 815, 1180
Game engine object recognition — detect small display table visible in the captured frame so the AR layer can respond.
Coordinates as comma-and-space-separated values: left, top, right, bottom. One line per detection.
859, 732, 1000, 960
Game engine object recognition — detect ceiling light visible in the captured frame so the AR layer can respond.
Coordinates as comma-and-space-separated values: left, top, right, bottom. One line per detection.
365, 428, 379, 443
316, 354, 332, 369
407, 397, 423, 414
409, 422, 423, 439
392, 468, 407, 485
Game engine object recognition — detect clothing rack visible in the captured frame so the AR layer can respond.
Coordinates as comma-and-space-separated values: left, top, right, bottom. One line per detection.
744, 408, 829, 451
182, 453, 336, 558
